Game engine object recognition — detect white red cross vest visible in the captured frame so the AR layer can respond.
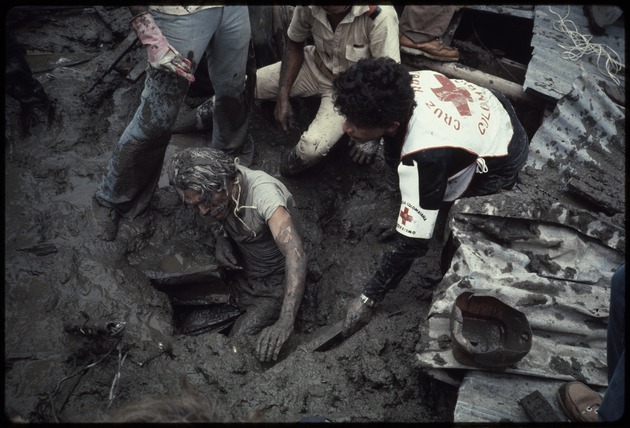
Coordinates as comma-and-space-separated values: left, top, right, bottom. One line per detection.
396, 70, 514, 239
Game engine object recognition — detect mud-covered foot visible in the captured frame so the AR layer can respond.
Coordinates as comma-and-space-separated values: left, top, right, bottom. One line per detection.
235, 134, 255, 168
279, 147, 308, 177
92, 197, 119, 241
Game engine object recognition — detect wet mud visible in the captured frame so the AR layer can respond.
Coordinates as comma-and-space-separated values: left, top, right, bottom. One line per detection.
4, 7, 459, 423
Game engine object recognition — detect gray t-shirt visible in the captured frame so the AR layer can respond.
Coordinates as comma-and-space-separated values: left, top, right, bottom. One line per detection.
223, 166, 296, 278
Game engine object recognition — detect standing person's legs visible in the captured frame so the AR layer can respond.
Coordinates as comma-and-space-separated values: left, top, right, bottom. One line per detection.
254, 60, 320, 100
399, 5, 459, 43
205, 6, 252, 161
96, 11, 214, 221
95, 70, 189, 219
599, 264, 625, 422
399, 6, 460, 62
556, 264, 625, 422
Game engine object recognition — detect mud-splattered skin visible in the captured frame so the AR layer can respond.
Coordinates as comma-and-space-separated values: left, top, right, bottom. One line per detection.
256, 206, 308, 362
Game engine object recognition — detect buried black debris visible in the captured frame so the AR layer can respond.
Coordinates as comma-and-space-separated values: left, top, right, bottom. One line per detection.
173, 304, 243, 336
144, 267, 241, 336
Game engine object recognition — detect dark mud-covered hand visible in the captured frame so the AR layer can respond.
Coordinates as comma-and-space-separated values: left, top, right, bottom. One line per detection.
349, 139, 380, 165
274, 97, 295, 132
215, 234, 242, 270
256, 319, 293, 362
342, 296, 374, 338
130, 12, 195, 82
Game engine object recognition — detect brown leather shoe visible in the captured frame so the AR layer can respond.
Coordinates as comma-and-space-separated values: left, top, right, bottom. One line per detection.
556, 381, 601, 423
400, 34, 459, 62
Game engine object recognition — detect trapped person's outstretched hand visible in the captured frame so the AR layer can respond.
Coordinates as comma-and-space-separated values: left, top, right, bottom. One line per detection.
256, 318, 293, 362
130, 12, 195, 82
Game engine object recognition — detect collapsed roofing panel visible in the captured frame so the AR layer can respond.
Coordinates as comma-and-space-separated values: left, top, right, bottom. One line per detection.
465, 4, 534, 20
524, 5, 625, 102
415, 68, 625, 422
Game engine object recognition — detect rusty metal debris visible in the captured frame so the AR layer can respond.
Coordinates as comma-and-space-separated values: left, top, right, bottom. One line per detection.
450, 291, 532, 369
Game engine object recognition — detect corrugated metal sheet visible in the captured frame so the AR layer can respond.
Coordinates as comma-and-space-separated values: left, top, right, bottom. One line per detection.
415, 69, 625, 422
466, 4, 535, 20
524, 5, 625, 101
527, 71, 626, 180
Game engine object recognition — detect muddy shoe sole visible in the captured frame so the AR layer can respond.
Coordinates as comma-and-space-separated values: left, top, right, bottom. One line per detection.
400, 45, 459, 62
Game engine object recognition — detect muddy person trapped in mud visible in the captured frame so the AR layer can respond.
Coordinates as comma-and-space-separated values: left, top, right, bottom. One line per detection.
18, 4, 626, 424
333, 57, 530, 336
168, 147, 307, 362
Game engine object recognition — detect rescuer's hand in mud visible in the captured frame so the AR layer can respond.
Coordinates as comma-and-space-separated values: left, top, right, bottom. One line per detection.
256, 319, 293, 362
342, 296, 374, 337
215, 234, 242, 270
348, 139, 380, 165
130, 11, 195, 82
274, 96, 295, 132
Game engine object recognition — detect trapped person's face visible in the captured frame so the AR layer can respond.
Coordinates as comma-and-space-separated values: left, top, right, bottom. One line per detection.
182, 187, 231, 221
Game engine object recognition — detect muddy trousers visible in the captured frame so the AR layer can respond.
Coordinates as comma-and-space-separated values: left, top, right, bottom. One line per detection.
599, 264, 625, 422
228, 272, 284, 337
96, 7, 251, 218
399, 5, 461, 44
254, 47, 346, 166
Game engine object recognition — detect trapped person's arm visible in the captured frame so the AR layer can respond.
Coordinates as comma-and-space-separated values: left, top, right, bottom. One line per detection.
255, 206, 307, 361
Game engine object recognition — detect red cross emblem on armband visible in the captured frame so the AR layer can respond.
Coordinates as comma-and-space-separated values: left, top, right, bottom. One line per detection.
399, 207, 413, 225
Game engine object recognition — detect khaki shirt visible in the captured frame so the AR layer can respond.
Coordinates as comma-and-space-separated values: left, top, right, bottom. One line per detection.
287, 5, 400, 76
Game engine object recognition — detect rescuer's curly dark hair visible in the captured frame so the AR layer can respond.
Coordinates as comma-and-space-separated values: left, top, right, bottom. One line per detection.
333, 57, 416, 129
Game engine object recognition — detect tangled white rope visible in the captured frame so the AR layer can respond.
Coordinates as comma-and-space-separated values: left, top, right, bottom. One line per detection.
548, 5, 624, 85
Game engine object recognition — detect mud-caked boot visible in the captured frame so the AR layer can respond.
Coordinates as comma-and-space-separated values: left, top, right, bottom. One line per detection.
172, 97, 214, 134
92, 196, 120, 241
236, 134, 255, 167
280, 147, 309, 177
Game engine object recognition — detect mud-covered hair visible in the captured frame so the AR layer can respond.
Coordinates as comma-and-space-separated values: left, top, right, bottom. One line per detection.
168, 147, 237, 200
105, 393, 221, 423
104, 384, 235, 423
333, 57, 415, 128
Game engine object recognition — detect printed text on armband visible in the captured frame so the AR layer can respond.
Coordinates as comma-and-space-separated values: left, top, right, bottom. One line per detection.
403, 201, 426, 221
396, 223, 416, 235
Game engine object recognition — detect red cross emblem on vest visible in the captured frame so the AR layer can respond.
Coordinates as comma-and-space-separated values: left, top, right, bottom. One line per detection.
431, 74, 473, 117
399, 207, 413, 225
